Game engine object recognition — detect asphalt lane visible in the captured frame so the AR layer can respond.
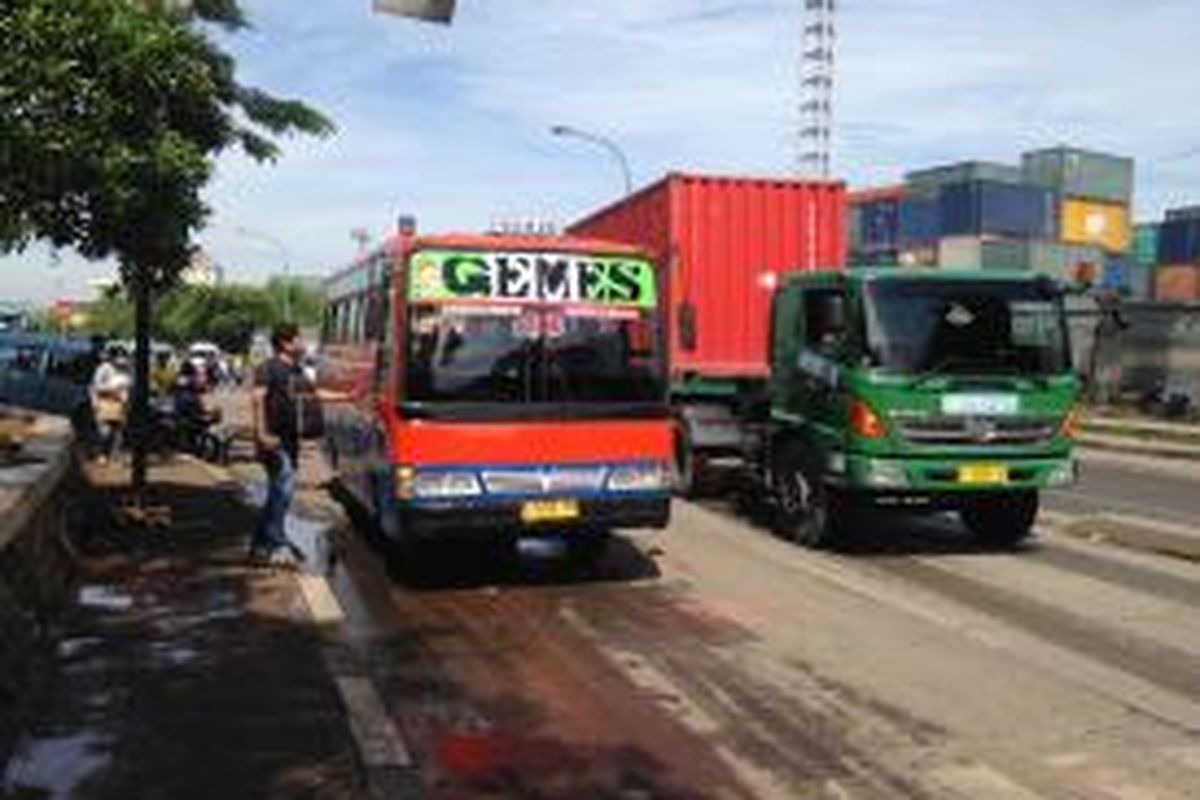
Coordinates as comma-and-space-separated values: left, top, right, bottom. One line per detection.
304, 478, 1200, 800
1044, 449, 1200, 528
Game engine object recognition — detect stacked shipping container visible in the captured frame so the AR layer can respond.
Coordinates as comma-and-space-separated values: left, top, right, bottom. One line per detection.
1155, 207, 1200, 301
1023, 147, 1136, 295
847, 186, 903, 267
849, 146, 1140, 297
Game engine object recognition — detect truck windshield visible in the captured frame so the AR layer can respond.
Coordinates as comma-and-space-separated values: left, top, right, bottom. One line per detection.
405, 304, 666, 405
864, 279, 1070, 377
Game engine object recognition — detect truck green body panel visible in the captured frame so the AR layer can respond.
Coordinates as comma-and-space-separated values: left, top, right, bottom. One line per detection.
768, 268, 1080, 497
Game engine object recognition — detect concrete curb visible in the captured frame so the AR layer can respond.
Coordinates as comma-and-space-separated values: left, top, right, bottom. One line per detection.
186, 455, 423, 800
1040, 511, 1200, 562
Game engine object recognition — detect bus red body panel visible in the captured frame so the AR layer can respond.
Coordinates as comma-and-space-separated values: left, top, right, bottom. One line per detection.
392, 419, 672, 466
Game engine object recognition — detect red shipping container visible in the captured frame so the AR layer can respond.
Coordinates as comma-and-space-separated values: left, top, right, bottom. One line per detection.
569, 173, 846, 380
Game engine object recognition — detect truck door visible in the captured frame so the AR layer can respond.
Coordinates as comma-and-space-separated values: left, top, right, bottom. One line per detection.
792, 286, 850, 456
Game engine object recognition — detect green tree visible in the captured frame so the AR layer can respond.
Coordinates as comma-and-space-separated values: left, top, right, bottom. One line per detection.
264, 277, 325, 329
0, 0, 333, 494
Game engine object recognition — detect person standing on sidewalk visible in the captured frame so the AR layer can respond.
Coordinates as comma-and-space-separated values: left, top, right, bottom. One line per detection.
250, 323, 308, 566
90, 347, 132, 463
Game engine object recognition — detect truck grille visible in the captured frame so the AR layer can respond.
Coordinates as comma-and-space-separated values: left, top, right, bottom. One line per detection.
894, 415, 1061, 447
481, 467, 608, 496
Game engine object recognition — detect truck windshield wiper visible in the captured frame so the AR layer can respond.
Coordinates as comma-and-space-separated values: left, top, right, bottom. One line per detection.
910, 355, 1004, 388
910, 350, 1051, 390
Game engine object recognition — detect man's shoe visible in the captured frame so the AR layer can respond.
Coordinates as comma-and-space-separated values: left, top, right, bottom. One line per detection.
267, 547, 300, 570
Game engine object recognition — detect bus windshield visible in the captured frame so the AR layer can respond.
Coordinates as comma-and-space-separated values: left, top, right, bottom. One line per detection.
405, 305, 665, 405
402, 249, 666, 412
864, 278, 1070, 377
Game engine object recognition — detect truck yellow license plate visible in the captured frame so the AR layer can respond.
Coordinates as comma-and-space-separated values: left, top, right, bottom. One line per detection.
520, 499, 581, 524
958, 464, 1009, 485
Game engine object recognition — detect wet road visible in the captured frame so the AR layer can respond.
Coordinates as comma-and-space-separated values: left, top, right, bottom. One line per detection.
305, 477, 1200, 800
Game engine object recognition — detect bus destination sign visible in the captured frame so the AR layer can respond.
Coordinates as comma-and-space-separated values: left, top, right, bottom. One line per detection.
410, 250, 657, 309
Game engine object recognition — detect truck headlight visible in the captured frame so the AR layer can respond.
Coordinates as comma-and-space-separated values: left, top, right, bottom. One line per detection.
399, 468, 483, 499
607, 464, 669, 492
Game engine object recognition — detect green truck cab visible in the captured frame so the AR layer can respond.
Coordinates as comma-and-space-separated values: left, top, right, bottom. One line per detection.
757, 269, 1081, 548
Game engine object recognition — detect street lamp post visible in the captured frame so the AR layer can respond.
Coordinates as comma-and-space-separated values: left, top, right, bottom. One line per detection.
235, 225, 293, 322
550, 125, 632, 197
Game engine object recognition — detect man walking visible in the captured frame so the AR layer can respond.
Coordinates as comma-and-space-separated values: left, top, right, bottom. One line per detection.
250, 323, 308, 566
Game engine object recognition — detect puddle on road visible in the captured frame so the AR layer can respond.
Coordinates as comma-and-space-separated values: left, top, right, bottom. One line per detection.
517, 538, 569, 560
241, 481, 335, 576
148, 641, 201, 668
77, 585, 133, 612
3, 732, 109, 800
56, 637, 104, 659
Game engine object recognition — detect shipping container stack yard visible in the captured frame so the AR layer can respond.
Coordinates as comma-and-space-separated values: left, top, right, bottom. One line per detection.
1154, 206, 1200, 302
847, 185, 903, 267
848, 147, 1140, 298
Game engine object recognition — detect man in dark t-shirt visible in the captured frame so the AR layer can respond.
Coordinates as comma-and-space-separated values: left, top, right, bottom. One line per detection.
250, 323, 306, 566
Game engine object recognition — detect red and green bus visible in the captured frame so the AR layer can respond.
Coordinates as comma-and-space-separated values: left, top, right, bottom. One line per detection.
320, 224, 672, 565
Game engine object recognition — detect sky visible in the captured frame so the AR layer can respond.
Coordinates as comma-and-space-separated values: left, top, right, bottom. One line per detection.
5, 0, 1200, 303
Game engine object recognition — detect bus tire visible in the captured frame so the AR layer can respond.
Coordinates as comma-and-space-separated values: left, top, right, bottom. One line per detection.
772, 454, 842, 549
962, 491, 1038, 549
672, 423, 703, 498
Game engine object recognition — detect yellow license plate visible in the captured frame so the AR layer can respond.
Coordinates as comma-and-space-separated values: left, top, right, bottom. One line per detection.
958, 464, 1009, 485
520, 499, 581, 524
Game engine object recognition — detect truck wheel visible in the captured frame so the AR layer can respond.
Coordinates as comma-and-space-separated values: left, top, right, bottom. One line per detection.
773, 461, 841, 549
962, 491, 1038, 549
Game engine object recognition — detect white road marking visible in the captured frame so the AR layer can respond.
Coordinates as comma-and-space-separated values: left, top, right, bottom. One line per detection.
929, 763, 1048, 800
909, 550, 1200, 658
1043, 752, 1092, 769
334, 676, 413, 768
676, 502, 1200, 733
296, 573, 346, 624
559, 604, 794, 800
1165, 745, 1200, 773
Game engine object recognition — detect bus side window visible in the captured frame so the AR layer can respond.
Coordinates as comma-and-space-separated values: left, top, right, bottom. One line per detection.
353, 295, 366, 343
322, 304, 334, 343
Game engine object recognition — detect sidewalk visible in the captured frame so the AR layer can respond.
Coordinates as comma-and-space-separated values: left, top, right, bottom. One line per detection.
1081, 412, 1200, 460
2, 457, 369, 800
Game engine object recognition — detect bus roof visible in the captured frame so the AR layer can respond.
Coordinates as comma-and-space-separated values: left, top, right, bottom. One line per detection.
411, 233, 649, 258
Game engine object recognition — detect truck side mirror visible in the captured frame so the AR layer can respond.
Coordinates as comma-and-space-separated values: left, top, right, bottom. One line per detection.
679, 302, 697, 352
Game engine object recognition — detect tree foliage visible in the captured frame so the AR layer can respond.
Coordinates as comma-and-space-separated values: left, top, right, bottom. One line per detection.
0, 0, 334, 285
79, 279, 325, 353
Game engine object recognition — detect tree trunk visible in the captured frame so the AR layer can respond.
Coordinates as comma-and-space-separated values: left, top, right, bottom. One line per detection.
131, 276, 152, 499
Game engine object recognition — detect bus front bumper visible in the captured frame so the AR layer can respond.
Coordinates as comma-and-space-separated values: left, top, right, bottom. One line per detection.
397, 495, 671, 540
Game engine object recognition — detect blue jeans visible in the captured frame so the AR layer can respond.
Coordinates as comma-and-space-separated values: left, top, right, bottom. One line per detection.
254, 448, 296, 553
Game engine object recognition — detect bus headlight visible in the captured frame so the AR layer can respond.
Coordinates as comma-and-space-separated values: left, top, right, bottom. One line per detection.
398, 468, 483, 499
607, 464, 669, 492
